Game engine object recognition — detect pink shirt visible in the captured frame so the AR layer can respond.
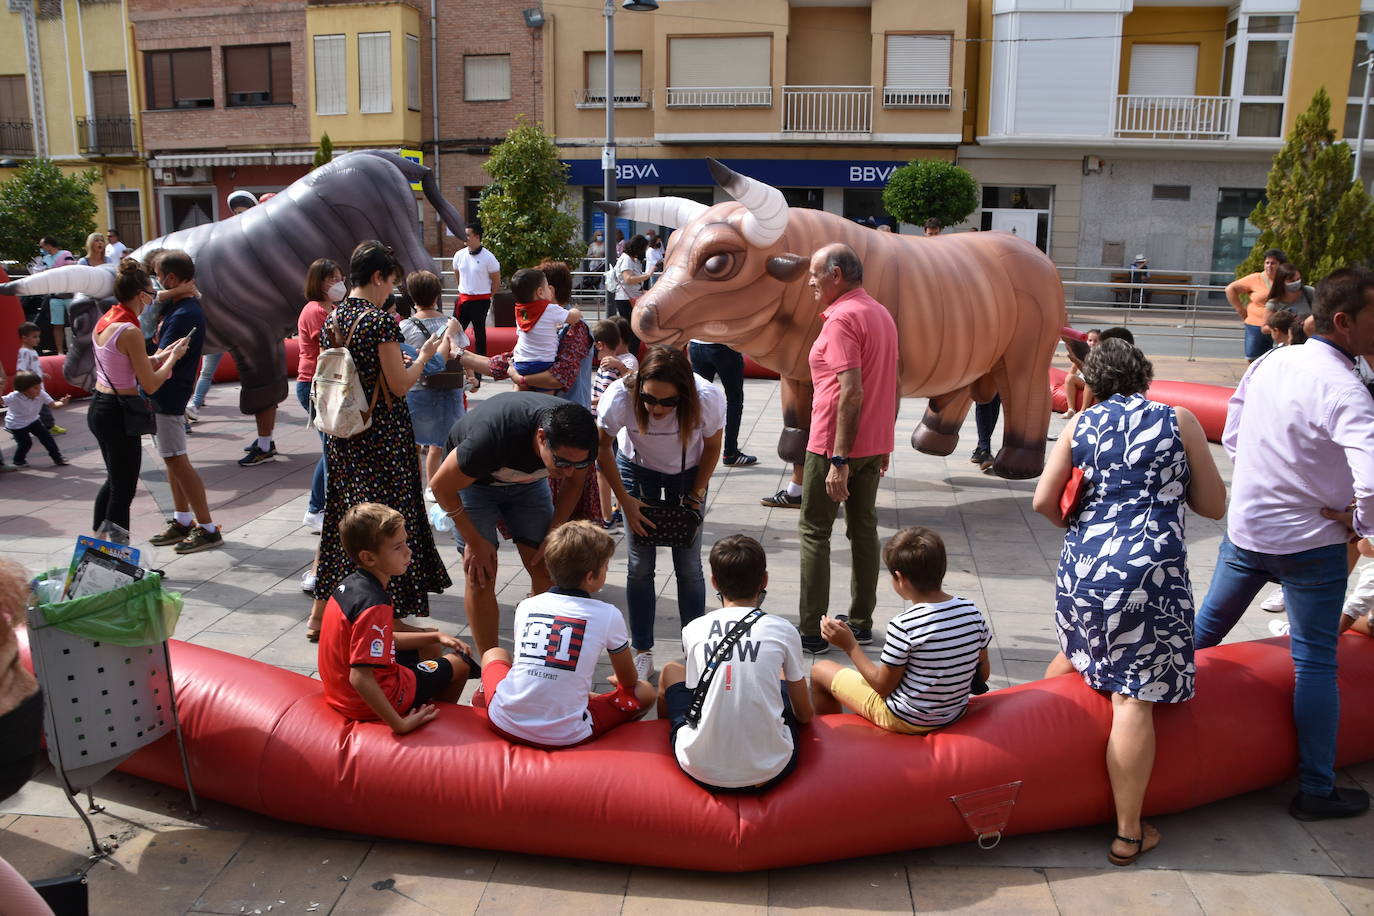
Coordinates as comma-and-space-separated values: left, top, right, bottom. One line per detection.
806, 288, 899, 459
297, 300, 330, 382
1224, 337, 1374, 554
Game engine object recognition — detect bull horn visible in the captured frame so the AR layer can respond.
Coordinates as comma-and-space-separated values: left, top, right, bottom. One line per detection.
596, 197, 708, 229
0, 264, 116, 299
707, 158, 788, 247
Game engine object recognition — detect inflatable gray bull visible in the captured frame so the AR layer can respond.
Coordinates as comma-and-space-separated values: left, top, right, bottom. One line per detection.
1, 150, 466, 413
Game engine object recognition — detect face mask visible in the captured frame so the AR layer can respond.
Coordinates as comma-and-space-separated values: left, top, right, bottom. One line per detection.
327, 281, 347, 302
1286, 281, 1302, 293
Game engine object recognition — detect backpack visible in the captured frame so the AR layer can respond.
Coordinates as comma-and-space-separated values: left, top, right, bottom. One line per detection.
311, 311, 390, 438
604, 261, 621, 295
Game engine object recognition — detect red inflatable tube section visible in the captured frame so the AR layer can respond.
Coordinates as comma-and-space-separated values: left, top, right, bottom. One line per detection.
50, 635, 1373, 871
31, 340, 303, 401
1049, 368, 1231, 443
480, 326, 780, 380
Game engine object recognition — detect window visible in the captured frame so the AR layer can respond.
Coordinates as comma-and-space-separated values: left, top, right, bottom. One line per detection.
1225, 14, 1292, 138
667, 35, 771, 107
1127, 45, 1198, 97
224, 44, 292, 107
405, 34, 421, 111
108, 190, 143, 248
464, 54, 510, 101
1152, 185, 1191, 201
145, 49, 213, 110
0, 75, 30, 122
1345, 14, 1374, 139
314, 35, 345, 116
585, 51, 643, 104
1211, 187, 1265, 276
884, 34, 952, 107
359, 32, 392, 114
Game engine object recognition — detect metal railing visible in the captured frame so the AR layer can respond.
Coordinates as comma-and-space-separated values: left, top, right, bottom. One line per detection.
0, 120, 35, 157
666, 86, 772, 108
573, 88, 652, 109
1114, 95, 1234, 141
76, 117, 136, 156
882, 86, 953, 108
782, 85, 872, 134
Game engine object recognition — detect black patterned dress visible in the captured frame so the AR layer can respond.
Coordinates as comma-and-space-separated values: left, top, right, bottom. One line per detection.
313, 298, 451, 616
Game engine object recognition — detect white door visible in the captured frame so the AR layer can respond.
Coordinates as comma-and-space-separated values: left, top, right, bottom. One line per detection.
989, 210, 1037, 240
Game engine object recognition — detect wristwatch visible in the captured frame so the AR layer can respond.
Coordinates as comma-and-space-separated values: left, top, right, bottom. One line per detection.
829, 455, 849, 468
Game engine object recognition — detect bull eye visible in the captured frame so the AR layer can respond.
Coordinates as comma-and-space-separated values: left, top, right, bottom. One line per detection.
701, 251, 739, 280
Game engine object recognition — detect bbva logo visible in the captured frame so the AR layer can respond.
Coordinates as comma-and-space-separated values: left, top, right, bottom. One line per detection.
616, 163, 660, 181
849, 165, 898, 183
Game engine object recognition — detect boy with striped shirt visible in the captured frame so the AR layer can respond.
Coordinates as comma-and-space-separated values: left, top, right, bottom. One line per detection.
810, 527, 990, 733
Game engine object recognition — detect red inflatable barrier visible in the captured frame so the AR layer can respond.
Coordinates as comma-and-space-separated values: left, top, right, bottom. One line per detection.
18, 634, 1368, 871
1049, 368, 1232, 443
480, 326, 780, 380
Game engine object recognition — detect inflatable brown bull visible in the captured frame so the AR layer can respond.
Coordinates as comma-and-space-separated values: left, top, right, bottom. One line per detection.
601, 160, 1065, 479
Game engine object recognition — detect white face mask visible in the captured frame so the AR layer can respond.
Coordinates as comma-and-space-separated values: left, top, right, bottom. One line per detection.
327, 281, 347, 302
1286, 281, 1302, 293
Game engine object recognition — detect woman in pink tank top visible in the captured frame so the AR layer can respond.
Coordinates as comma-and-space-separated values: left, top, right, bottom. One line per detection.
87, 258, 190, 541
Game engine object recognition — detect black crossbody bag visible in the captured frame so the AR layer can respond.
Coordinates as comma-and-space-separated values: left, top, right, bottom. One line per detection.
636, 442, 703, 549
683, 607, 765, 728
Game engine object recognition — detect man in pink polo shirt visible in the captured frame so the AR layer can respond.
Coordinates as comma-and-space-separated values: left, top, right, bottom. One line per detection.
798, 243, 899, 653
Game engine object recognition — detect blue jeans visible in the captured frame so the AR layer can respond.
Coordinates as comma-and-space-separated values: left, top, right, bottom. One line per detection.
618, 455, 706, 651
689, 342, 745, 459
295, 381, 327, 514
1194, 536, 1349, 796
1244, 324, 1273, 361
192, 352, 224, 408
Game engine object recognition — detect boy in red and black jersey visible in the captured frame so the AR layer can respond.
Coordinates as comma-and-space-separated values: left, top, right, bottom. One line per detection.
318, 503, 477, 734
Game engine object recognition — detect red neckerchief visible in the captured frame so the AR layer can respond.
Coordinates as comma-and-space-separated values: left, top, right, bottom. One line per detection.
515, 299, 551, 333
95, 303, 139, 334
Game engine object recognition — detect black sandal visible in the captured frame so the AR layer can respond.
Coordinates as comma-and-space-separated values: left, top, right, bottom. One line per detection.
1107, 823, 1157, 866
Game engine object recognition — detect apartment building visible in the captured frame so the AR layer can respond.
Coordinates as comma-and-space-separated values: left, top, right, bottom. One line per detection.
545, 0, 970, 239
0, 0, 150, 248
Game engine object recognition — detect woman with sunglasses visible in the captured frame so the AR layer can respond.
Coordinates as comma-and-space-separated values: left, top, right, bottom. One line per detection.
596, 345, 726, 680
87, 258, 191, 541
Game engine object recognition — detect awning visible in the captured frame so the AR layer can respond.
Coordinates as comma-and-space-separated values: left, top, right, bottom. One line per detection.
148, 150, 317, 168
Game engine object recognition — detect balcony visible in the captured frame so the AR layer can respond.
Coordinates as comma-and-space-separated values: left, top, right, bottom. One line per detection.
0, 120, 35, 157
77, 117, 138, 157
883, 87, 953, 109
666, 87, 772, 108
1113, 95, 1234, 142
781, 86, 872, 137
574, 88, 652, 109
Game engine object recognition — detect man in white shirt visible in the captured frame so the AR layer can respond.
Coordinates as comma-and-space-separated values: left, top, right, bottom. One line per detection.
105, 229, 128, 262
1195, 267, 1374, 822
453, 223, 501, 356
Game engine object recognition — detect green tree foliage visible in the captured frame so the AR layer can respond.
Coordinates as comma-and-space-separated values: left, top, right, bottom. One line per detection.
313, 133, 334, 170
881, 159, 979, 228
1238, 88, 1374, 280
0, 159, 99, 263
478, 117, 582, 280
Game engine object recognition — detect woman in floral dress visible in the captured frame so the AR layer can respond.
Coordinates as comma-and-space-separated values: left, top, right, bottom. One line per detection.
1033, 338, 1226, 866
305, 241, 452, 638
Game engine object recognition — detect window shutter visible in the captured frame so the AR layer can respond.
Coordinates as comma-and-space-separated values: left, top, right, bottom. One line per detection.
1127, 44, 1199, 96
225, 46, 270, 97
0, 76, 28, 121
668, 36, 770, 88
359, 32, 392, 114
885, 35, 951, 89
464, 55, 510, 101
314, 35, 345, 115
91, 72, 128, 119
406, 34, 421, 111
172, 50, 212, 106
147, 53, 172, 109
587, 51, 642, 97
270, 45, 293, 105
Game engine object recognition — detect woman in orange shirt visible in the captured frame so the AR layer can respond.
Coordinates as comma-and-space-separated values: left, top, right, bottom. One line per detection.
1226, 247, 1287, 361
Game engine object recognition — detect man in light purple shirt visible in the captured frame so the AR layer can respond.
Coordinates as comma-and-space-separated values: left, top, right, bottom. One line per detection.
1195, 267, 1374, 822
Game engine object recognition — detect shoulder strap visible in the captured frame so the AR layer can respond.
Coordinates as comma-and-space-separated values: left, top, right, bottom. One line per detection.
683, 607, 766, 728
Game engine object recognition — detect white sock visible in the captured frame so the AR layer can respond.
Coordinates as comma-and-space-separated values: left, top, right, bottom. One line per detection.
785, 481, 803, 498
257, 437, 272, 451
199, 522, 219, 534
174, 511, 193, 527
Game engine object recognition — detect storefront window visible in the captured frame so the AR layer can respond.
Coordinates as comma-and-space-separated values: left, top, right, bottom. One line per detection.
782, 188, 823, 209
842, 189, 893, 228
1211, 187, 1265, 279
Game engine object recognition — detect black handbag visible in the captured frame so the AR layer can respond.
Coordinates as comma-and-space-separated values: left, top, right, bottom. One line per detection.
117, 394, 156, 436
635, 443, 703, 549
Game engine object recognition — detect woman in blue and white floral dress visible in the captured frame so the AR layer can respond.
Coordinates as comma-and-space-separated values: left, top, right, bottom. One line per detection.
1034, 338, 1226, 867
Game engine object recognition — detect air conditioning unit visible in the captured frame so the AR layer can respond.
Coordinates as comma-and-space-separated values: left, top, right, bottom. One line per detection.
174, 165, 212, 183
155, 169, 173, 182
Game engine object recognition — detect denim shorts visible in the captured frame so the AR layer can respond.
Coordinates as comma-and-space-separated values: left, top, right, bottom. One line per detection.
451, 479, 554, 551
406, 387, 465, 448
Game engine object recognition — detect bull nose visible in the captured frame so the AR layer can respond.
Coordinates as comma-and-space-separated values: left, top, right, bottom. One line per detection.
632, 302, 660, 340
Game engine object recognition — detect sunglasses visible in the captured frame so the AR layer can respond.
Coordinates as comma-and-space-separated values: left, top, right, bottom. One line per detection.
639, 392, 682, 408
551, 454, 595, 469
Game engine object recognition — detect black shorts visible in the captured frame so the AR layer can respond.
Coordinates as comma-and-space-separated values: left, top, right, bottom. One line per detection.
405, 656, 453, 709
665, 680, 801, 793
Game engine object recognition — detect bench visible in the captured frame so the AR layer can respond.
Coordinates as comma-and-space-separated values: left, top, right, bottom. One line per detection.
1110, 271, 1194, 305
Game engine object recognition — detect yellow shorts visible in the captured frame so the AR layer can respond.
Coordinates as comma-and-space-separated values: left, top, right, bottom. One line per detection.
830, 668, 944, 735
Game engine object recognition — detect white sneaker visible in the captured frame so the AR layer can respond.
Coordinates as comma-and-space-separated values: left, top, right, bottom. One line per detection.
634, 650, 655, 682
424, 487, 436, 503
302, 509, 325, 532
1269, 618, 1291, 637
300, 571, 317, 594
1261, 589, 1286, 613
184, 404, 199, 422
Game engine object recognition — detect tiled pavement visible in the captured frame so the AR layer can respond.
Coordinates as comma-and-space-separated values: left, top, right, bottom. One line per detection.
5, 351, 1374, 915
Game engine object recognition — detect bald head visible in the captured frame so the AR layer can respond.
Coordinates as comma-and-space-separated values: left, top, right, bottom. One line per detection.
808, 243, 864, 306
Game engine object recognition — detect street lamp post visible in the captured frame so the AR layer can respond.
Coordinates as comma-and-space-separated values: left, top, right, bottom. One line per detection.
1353, 33, 1374, 185
602, 0, 657, 313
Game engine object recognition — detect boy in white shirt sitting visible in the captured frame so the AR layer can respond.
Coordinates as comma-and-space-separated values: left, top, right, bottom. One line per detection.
510, 268, 579, 381
811, 526, 990, 734
658, 535, 813, 792
481, 521, 655, 748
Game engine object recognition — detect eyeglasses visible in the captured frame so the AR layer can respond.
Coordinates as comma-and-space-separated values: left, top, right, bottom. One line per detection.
639, 392, 682, 408
551, 453, 595, 469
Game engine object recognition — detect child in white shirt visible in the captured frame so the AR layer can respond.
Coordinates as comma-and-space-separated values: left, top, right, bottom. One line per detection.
16, 322, 63, 434
509, 267, 579, 379
3, 372, 68, 468
481, 521, 656, 748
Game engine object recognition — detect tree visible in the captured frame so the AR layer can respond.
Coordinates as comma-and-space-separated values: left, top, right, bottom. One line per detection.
313, 133, 334, 171
478, 117, 582, 279
1237, 88, 1374, 280
881, 159, 979, 228
0, 159, 99, 262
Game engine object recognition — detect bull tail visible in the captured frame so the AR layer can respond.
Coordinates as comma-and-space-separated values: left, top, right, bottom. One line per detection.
354, 150, 467, 241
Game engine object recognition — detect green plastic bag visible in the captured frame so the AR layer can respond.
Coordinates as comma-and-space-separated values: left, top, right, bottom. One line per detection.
33, 570, 183, 648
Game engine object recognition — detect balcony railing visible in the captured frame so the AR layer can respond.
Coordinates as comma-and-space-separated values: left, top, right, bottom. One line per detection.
0, 120, 35, 157
1114, 95, 1234, 141
76, 117, 137, 156
574, 88, 652, 109
781, 86, 872, 136
883, 86, 953, 109
665, 86, 772, 108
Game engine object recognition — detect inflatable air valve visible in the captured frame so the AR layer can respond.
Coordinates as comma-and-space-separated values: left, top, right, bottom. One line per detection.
951, 781, 1024, 850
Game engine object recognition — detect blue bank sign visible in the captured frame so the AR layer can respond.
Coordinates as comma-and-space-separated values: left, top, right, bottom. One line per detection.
562, 158, 909, 188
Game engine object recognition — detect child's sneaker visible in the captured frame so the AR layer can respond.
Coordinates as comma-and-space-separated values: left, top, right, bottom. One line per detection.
175, 526, 224, 554
1262, 589, 1286, 613
48, 425, 67, 436
149, 519, 193, 546
184, 404, 199, 422
1269, 619, 1291, 637
634, 650, 655, 682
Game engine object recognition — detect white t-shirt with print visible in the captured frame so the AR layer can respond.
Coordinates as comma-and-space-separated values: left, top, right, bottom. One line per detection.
487, 589, 631, 747
880, 596, 990, 728
512, 303, 569, 365
453, 246, 501, 296
674, 609, 805, 788
596, 373, 725, 474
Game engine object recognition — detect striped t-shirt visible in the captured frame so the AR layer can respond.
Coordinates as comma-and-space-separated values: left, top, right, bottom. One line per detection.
880, 597, 990, 727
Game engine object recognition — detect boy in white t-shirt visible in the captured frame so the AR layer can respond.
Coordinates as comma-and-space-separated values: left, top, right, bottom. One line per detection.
811, 526, 990, 734
509, 268, 580, 381
16, 322, 63, 434
658, 535, 813, 791
481, 521, 656, 748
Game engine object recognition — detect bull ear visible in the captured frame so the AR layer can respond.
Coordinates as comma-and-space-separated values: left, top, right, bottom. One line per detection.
766, 253, 808, 282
